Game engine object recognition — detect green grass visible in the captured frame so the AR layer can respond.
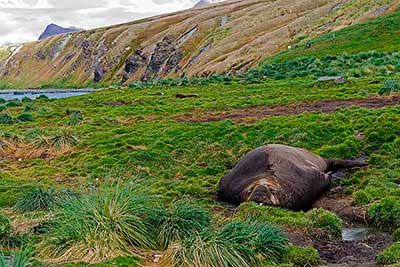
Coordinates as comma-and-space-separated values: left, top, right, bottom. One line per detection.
38, 183, 157, 263
269, 8, 400, 63
377, 243, 400, 266
146, 201, 211, 249
162, 221, 287, 267
282, 246, 320, 267
234, 203, 342, 240
1, 19, 400, 264
13, 188, 75, 212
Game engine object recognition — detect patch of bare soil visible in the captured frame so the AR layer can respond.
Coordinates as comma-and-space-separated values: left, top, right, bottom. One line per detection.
176, 95, 400, 123
313, 186, 367, 226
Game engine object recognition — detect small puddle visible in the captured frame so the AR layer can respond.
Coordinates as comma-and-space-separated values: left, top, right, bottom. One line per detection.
342, 227, 374, 241
0, 89, 98, 101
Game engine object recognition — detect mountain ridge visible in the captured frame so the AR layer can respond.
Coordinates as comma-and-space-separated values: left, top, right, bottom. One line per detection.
0, 0, 398, 88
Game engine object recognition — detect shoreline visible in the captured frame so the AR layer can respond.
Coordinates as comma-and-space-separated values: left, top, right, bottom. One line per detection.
0, 88, 99, 94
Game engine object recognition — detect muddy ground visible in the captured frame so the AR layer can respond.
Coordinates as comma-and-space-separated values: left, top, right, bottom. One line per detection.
176, 95, 400, 123
311, 187, 392, 267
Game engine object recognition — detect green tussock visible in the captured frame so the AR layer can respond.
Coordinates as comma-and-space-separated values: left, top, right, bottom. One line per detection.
235, 203, 342, 240
13, 188, 75, 212
162, 221, 288, 267
282, 246, 320, 267
377, 242, 400, 265
38, 184, 157, 263
146, 201, 211, 249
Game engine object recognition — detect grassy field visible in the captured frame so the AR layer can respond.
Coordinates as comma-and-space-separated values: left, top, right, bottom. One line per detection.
0, 71, 399, 265
1, 5, 400, 266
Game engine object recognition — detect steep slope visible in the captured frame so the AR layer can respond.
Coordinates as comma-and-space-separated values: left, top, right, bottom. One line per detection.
38, 24, 84, 40
0, 0, 398, 88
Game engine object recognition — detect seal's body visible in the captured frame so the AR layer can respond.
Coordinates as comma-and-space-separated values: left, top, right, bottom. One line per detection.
219, 144, 367, 211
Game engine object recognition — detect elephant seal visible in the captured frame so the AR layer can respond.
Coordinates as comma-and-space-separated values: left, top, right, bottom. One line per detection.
218, 144, 367, 211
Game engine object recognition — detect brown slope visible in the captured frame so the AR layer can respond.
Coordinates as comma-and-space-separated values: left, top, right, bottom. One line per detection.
0, 0, 398, 88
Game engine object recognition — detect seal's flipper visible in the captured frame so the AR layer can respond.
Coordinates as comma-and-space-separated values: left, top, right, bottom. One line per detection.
327, 159, 368, 172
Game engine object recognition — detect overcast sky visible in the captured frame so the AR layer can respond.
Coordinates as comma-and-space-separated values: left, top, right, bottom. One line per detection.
0, 0, 200, 45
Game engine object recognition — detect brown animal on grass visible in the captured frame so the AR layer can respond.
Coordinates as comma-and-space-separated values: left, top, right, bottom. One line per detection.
218, 144, 367, 211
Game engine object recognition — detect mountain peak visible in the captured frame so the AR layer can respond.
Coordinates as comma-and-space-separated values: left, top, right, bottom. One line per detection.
38, 24, 84, 40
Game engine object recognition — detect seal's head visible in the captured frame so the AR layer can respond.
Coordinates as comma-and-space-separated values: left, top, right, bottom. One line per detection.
242, 178, 280, 206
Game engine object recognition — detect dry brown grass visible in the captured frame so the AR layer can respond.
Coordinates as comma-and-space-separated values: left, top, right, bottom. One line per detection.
0, 134, 78, 161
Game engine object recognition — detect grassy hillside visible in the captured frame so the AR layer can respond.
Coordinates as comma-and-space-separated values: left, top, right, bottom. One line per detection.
0, 47, 11, 62
269, 6, 400, 62
0, 0, 399, 89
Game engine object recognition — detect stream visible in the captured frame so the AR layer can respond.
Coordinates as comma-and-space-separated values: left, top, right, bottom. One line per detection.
0, 89, 98, 101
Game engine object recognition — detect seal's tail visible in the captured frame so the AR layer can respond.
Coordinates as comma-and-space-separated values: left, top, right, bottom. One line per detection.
327, 159, 368, 172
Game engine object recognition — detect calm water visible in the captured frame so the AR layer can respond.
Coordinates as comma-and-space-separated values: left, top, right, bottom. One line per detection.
342, 227, 374, 241
0, 89, 97, 101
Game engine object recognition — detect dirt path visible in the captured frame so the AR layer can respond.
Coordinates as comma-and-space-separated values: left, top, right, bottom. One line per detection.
176, 95, 400, 123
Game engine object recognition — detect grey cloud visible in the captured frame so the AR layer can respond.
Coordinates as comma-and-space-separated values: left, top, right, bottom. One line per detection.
0, 0, 199, 45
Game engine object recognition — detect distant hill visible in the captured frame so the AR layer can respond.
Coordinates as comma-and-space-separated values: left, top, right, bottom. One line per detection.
0, 0, 398, 88
194, 0, 226, 8
38, 24, 84, 40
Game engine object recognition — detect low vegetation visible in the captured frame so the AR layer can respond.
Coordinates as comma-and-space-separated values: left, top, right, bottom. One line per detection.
162, 222, 287, 267
146, 201, 211, 249
13, 188, 75, 212
0, 7, 400, 266
377, 243, 400, 265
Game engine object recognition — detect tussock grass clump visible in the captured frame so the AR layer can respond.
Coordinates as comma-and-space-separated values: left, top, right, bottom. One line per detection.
234, 203, 342, 240
146, 201, 211, 249
379, 80, 400, 95
161, 221, 287, 267
0, 214, 24, 251
377, 242, 400, 266
368, 197, 400, 231
0, 131, 78, 160
39, 184, 157, 263
16, 113, 34, 122
0, 214, 11, 242
306, 208, 343, 240
14, 188, 75, 212
282, 246, 320, 267
0, 250, 32, 267
0, 114, 14, 125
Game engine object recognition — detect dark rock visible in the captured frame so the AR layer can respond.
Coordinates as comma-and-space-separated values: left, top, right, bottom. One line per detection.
142, 35, 178, 80
35, 50, 46, 60
93, 62, 105, 82
165, 49, 183, 74
82, 40, 91, 58
185, 41, 212, 69
123, 49, 148, 82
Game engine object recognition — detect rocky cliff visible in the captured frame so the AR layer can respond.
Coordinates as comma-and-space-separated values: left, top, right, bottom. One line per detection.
0, 0, 398, 88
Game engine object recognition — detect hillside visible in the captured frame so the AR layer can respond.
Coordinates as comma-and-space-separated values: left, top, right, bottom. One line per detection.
0, 0, 398, 88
